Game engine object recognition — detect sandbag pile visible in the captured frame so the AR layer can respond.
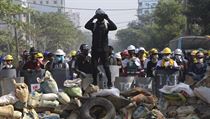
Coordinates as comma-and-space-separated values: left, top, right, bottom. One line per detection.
0, 80, 30, 119
159, 84, 210, 119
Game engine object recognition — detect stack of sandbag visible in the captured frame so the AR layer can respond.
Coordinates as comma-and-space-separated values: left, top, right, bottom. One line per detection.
64, 78, 83, 98
26, 70, 71, 118
28, 91, 71, 109
0, 80, 30, 119
158, 83, 210, 119
115, 87, 163, 119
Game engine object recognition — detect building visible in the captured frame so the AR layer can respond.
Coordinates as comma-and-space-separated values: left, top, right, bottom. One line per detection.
0, 0, 28, 30
28, 0, 65, 13
137, 0, 159, 17
28, 0, 80, 26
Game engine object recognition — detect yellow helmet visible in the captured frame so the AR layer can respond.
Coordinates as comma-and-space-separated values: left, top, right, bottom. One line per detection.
191, 50, 198, 56
5, 55, 13, 61
35, 53, 43, 59
70, 50, 77, 57
162, 47, 172, 54
150, 48, 158, 55
208, 50, 210, 56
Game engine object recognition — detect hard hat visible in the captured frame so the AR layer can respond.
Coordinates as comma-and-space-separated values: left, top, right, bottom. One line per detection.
35, 53, 44, 58
139, 47, 145, 51
80, 44, 89, 51
95, 8, 105, 15
162, 47, 172, 54
114, 52, 122, 59
44, 51, 50, 56
4, 55, 13, 61
150, 48, 158, 55
127, 45, 135, 51
174, 49, 183, 55
191, 50, 198, 56
54, 49, 66, 56
70, 50, 77, 57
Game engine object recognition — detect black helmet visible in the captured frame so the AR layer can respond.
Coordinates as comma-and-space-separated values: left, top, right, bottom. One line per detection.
95, 8, 105, 15
80, 44, 89, 51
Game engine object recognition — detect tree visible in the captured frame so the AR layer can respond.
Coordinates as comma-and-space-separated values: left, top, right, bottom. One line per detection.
186, 0, 210, 35
0, 30, 14, 55
152, 0, 186, 48
116, 0, 186, 50
31, 12, 86, 52
0, 0, 27, 27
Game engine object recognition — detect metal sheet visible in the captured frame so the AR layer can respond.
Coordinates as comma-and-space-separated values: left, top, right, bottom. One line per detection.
114, 76, 135, 91
154, 70, 179, 97
22, 69, 45, 92
81, 74, 93, 90
97, 65, 121, 89
0, 69, 17, 78
0, 77, 24, 96
51, 68, 70, 89
131, 77, 153, 90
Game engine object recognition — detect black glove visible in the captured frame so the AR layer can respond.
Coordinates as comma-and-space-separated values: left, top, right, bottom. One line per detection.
104, 14, 109, 20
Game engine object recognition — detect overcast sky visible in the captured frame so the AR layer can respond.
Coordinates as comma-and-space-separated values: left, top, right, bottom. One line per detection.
65, 0, 138, 39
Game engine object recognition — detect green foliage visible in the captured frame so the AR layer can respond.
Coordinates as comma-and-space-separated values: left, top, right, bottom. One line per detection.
0, 30, 14, 55
0, 0, 27, 27
186, 0, 210, 35
31, 12, 86, 52
116, 0, 186, 50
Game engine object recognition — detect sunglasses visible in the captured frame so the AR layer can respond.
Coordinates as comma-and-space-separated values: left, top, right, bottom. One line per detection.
5, 60, 13, 62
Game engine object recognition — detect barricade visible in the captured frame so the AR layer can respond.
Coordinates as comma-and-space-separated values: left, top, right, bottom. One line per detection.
51, 68, 70, 89
81, 74, 93, 90
22, 69, 45, 92
131, 77, 153, 90
98, 65, 120, 89
114, 76, 135, 91
154, 69, 179, 97
0, 69, 24, 96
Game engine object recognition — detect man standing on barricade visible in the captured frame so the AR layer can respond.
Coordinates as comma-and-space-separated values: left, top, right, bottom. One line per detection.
85, 8, 117, 88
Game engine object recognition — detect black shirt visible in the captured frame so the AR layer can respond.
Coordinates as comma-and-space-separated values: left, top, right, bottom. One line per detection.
146, 60, 157, 77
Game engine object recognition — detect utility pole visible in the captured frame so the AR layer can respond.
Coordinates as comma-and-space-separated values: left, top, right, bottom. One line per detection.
14, 22, 19, 62
184, 0, 189, 35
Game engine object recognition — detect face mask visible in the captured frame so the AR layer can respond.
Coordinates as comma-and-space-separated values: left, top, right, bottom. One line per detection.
152, 54, 158, 59
197, 58, 204, 63
163, 55, 170, 60
175, 55, 182, 62
55, 55, 64, 62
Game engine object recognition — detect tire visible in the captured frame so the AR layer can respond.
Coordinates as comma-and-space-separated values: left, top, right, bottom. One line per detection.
80, 97, 116, 119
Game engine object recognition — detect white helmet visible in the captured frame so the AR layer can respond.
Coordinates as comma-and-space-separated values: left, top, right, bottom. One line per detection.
114, 52, 122, 59
54, 49, 66, 56
127, 45, 135, 51
139, 47, 145, 51
174, 49, 183, 55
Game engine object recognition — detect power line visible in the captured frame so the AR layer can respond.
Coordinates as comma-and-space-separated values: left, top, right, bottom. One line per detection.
14, 0, 138, 11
